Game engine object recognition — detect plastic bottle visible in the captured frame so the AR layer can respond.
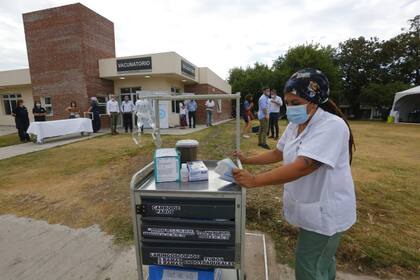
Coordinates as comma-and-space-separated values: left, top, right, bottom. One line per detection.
180, 163, 189, 182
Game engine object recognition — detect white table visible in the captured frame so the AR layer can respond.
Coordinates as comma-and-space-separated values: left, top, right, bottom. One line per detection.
27, 118, 93, 144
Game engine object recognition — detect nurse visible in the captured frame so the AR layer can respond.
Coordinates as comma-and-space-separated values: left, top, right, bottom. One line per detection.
233, 68, 356, 280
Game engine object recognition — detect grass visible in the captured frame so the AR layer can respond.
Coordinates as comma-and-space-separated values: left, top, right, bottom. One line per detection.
0, 120, 419, 278
0, 133, 21, 147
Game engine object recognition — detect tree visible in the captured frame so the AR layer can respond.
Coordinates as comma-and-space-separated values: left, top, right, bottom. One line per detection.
382, 15, 420, 85
272, 44, 342, 102
336, 37, 383, 117
360, 82, 410, 108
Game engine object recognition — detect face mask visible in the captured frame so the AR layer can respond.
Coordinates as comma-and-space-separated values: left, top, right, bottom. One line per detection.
286, 104, 309, 124
36, 104, 41, 107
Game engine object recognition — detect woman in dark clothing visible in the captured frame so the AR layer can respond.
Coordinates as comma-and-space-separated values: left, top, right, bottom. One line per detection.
12, 100, 31, 142
88, 97, 101, 132
32, 101, 47, 122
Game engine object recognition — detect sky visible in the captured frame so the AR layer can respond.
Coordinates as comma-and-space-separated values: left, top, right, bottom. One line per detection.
0, 0, 419, 79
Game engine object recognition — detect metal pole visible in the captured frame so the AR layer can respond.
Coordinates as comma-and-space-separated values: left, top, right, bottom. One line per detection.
235, 92, 241, 153
154, 99, 161, 148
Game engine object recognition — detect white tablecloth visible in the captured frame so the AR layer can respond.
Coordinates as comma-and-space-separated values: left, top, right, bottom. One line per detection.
27, 118, 93, 143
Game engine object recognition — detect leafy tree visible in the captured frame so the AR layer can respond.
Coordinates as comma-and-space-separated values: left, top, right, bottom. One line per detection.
272, 44, 341, 95
360, 82, 410, 108
336, 37, 383, 117
382, 15, 420, 85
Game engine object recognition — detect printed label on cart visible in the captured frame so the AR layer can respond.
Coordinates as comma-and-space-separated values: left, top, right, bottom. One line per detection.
156, 257, 235, 267
162, 270, 198, 280
143, 227, 232, 240
151, 205, 181, 215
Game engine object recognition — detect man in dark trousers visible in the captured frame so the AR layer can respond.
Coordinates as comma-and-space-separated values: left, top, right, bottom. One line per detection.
186, 99, 197, 128
12, 100, 31, 142
120, 95, 135, 133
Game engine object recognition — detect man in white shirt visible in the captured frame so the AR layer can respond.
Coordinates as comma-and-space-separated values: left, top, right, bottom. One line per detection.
120, 95, 135, 133
268, 89, 283, 139
106, 95, 120, 135
205, 99, 215, 126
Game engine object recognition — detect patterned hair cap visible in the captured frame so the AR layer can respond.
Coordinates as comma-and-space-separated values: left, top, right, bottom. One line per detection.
284, 68, 330, 104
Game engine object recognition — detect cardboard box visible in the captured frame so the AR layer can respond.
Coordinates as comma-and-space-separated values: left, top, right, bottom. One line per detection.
154, 148, 180, 183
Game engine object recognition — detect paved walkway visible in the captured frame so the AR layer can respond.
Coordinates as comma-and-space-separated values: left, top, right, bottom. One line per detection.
0, 119, 234, 161
0, 125, 15, 136
0, 132, 106, 161
0, 215, 387, 280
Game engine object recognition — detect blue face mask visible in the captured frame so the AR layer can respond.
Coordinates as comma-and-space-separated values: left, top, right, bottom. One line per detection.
286, 104, 309, 124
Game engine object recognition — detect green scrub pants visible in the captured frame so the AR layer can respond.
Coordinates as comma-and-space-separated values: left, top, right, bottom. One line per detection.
295, 228, 342, 280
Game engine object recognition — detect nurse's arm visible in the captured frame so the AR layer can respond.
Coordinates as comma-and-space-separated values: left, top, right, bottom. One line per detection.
255, 156, 321, 186
240, 149, 283, 165
234, 156, 321, 188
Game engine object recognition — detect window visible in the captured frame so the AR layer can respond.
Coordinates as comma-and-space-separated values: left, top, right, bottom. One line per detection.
2, 94, 22, 115
216, 99, 222, 113
41, 96, 53, 116
120, 87, 142, 94
172, 101, 183, 113
96, 96, 107, 115
170, 87, 180, 94
170, 87, 182, 113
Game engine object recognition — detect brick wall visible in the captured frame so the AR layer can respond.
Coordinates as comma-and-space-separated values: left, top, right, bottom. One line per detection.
184, 84, 232, 125
23, 3, 115, 121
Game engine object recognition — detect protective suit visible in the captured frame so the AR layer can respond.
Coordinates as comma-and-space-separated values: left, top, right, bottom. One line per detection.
133, 98, 160, 146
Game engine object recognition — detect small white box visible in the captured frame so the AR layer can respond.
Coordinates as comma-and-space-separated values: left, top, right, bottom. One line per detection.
187, 161, 208, 182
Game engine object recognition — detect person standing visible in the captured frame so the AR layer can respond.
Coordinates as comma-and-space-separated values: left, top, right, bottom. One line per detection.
242, 94, 254, 138
179, 102, 187, 129
12, 100, 31, 142
106, 95, 120, 135
120, 95, 135, 133
233, 68, 356, 280
205, 99, 215, 126
268, 89, 283, 139
88, 97, 101, 133
66, 101, 80, 118
187, 99, 197, 128
32, 101, 47, 122
258, 87, 271, 149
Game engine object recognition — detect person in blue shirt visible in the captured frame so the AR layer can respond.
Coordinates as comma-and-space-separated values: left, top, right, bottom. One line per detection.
187, 100, 197, 128
258, 87, 271, 149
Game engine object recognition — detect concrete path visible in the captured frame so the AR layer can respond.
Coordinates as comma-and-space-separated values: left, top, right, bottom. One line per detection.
0, 132, 106, 160
139, 118, 233, 135
0, 119, 233, 161
0, 215, 392, 280
0, 125, 15, 136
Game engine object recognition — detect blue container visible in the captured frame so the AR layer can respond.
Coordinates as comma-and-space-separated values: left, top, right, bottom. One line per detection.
149, 265, 221, 280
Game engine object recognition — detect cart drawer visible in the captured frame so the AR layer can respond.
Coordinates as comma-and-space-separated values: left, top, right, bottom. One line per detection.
141, 242, 235, 268
141, 218, 235, 244
138, 197, 236, 219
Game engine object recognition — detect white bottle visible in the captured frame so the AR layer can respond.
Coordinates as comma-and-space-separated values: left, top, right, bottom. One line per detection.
180, 163, 189, 182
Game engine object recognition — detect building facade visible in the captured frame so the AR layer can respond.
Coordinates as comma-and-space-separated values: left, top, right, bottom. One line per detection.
0, 3, 231, 127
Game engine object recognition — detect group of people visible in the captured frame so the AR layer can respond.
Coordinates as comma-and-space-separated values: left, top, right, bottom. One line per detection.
242, 87, 283, 149
11, 98, 103, 142
178, 99, 216, 129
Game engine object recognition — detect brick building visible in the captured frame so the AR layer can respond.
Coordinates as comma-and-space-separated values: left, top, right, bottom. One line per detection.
0, 3, 232, 127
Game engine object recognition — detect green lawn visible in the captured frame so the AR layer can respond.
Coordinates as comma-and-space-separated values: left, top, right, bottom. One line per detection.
0, 120, 419, 278
0, 133, 20, 148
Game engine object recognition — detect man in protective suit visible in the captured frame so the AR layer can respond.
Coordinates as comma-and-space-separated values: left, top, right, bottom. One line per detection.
133, 97, 160, 146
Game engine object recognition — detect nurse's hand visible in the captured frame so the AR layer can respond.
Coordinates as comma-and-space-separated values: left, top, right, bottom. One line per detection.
233, 151, 247, 163
232, 168, 256, 188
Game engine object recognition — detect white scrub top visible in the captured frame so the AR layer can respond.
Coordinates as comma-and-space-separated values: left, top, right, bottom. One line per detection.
277, 108, 356, 236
